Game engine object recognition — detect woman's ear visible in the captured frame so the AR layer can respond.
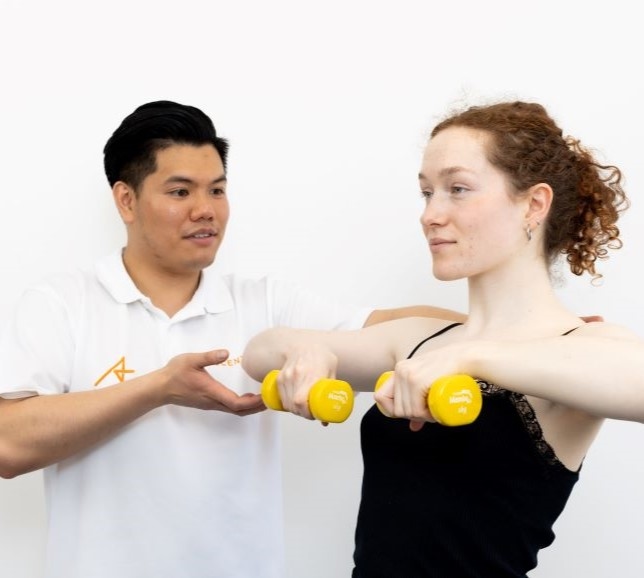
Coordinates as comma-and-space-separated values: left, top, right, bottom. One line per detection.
525, 182, 553, 227
112, 181, 136, 224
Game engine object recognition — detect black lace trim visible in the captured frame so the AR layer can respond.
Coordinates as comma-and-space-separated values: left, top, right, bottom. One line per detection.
477, 379, 570, 473
405, 324, 581, 474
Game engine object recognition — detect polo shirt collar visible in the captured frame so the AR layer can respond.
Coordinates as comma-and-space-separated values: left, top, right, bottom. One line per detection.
95, 249, 234, 315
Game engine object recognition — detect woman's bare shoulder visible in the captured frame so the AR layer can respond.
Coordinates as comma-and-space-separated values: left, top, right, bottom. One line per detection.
571, 320, 642, 340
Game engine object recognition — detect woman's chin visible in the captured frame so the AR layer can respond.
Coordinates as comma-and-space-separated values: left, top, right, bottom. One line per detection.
432, 268, 463, 282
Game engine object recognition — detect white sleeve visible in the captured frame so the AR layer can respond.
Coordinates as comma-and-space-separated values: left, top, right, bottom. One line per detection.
0, 285, 75, 398
265, 276, 373, 331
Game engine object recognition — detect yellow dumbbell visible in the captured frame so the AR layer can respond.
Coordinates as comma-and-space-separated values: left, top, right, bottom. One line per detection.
375, 371, 482, 426
261, 369, 354, 423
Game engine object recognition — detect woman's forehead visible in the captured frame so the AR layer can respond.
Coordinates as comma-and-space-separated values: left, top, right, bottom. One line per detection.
420, 127, 492, 178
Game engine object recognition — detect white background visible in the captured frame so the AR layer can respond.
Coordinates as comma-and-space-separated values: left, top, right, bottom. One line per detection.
1, 1, 643, 576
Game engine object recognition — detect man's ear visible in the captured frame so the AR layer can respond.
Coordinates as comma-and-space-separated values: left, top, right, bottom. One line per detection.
525, 182, 553, 227
113, 182, 136, 224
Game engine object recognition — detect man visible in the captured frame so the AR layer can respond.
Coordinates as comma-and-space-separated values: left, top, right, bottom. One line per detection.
0, 101, 461, 578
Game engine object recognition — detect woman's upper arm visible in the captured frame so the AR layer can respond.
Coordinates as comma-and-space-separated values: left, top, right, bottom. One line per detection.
335, 317, 452, 390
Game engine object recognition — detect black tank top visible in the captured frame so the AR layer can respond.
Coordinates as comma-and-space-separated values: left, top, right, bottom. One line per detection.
352, 323, 581, 578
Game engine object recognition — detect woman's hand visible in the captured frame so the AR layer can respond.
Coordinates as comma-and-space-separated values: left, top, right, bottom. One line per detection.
271, 343, 340, 420
375, 341, 473, 431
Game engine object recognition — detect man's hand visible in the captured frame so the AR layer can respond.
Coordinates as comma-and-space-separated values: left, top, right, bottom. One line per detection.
161, 349, 265, 416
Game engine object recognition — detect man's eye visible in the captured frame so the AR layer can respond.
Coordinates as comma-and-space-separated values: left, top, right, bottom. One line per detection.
169, 189, 189, 197
211, 188, 226, 196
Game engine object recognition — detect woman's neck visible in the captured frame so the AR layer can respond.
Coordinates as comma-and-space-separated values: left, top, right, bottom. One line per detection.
463, 262, 580, 339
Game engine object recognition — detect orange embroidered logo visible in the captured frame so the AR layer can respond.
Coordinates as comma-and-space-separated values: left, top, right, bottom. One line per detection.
94, 356, 135, 387
218, 355, 243, 367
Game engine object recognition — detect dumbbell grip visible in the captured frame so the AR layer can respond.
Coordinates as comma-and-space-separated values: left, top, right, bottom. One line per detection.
261, 370, 354, 423
375, 371, 482, 426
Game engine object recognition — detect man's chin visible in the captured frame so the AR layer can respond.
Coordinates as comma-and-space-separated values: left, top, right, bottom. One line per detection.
191, 255, 217, 271
193, 252, 217, 270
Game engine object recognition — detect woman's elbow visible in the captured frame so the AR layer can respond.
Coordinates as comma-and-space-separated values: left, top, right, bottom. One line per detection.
0, 448, 32, 479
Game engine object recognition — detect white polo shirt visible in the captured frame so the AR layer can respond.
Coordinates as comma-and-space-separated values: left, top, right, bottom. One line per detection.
0, 250, 371, 578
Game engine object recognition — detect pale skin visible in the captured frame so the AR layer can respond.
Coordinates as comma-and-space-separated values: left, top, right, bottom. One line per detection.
242, 126, 644, 472
0, 143, 462, 479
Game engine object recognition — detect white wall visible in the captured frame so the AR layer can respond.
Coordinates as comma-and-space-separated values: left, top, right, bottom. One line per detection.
1, 1, 643, 576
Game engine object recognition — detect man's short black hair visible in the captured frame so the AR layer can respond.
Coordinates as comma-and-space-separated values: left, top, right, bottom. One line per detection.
103, 100, 229, 190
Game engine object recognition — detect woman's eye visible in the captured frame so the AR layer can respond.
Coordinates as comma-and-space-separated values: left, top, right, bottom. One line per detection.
420, 190, 434, 200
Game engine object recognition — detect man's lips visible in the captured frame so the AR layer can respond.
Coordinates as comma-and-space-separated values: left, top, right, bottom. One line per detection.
183, 229, 217, 239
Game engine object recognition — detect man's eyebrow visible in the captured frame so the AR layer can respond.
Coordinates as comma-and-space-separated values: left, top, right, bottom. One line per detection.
164, 174, 227, 185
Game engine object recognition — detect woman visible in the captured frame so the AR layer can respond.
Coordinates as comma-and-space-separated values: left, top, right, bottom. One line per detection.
242, 101, 644, 577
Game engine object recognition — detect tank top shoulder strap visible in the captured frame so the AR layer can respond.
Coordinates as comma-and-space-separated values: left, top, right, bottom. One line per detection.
407, 323, 580, 360
562, 326, 582, 336
407, 322, 463, 359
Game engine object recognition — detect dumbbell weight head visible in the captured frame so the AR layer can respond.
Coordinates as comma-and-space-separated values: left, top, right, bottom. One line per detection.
261, 370, 286, 411
428, 374, 482, 426
309, 379, 354, 423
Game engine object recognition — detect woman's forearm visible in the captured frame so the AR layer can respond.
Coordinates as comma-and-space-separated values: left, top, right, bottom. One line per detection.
465, 336, 644, 421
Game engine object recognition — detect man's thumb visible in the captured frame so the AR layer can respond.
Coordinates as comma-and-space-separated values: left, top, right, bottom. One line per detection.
208, 349, 229, 365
